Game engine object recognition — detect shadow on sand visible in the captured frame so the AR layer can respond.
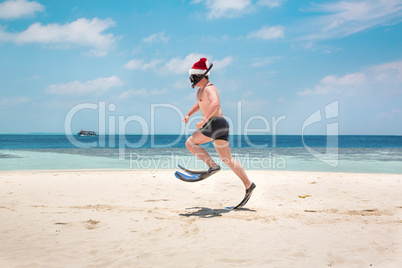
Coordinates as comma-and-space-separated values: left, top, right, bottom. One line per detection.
179, 207, 256, 218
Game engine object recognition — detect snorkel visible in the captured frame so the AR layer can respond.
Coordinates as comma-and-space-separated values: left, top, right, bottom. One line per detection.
190, 63, 213, 88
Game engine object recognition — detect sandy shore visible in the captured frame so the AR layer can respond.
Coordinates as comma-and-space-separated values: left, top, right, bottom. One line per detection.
0, 170, 401, 267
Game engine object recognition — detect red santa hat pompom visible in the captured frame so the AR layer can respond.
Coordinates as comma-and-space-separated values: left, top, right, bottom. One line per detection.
189, 58, 211, 76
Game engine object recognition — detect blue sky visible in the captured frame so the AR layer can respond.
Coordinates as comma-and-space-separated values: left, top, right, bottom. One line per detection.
0, 0, 401, 135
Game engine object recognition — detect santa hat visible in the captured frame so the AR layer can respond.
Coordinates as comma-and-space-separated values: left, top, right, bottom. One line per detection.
189, 58, 211, 76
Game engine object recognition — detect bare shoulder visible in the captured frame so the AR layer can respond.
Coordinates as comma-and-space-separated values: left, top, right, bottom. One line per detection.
203, 83, 220, 102
206, 82, 216, 88
204, 83, 218, 94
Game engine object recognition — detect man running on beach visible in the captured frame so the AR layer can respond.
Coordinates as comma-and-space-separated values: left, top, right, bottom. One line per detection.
182, 58, 256, 208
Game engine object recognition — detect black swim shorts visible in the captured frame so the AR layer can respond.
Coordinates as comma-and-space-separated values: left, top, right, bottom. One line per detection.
199, 116, 229, 141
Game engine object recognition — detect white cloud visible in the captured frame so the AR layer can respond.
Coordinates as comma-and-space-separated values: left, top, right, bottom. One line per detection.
124, 59, 163, 70
141, 32, 169, 44
123, 53, 234, 75
376, 108, 402, 119
0, 96, 30, 106
242, 91, 253, 98
369, 60, 402, 95
303, 0, 402, 39
0, 0, 44, 19
46, 76, 123, 95
164, 53, 207, 74
203, 0, 252, 19
251, 56, 281, 67
371, 61, 402, 83
173, 79, 188, 89
139, 59, 163, 70
193, 0, 285, 19
247, 25, 285, 40
257, 0, 286, 8
213, 56, 234, 69
118, 88, 167, 99
299, 73, 366, 95
124, 59, 143, 70
298, 60, 402, 96
164, 53, 233, 74
0, 18, 116, 56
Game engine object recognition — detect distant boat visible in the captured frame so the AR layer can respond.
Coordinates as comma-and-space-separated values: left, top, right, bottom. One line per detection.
77, 130, 96, 136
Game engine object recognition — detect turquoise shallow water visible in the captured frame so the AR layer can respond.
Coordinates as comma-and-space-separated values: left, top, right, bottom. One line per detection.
1, 148, 401, 174
0, 150, 127, 170
1, 134, 401, 173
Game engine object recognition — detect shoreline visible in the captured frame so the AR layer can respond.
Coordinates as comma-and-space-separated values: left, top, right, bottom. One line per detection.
1, 170, 401, 267
1, 168, 402, 175
2, 147, 402, 174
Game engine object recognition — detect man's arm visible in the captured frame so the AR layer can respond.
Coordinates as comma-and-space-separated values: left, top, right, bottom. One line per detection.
183, 102, 200, 124
187, 102, 200, 117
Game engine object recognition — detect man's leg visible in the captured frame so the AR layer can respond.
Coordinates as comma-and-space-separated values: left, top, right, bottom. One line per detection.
186, 130, 219, 168
213, 139, 252, 189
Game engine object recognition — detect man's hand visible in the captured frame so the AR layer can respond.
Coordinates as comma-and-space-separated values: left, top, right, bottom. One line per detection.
183, 115, 190, 124
196, 117, 208, 129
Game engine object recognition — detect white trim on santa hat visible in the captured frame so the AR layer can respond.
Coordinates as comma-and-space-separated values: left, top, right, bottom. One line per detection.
189, 58, 210, 76
189, 69, 210, 75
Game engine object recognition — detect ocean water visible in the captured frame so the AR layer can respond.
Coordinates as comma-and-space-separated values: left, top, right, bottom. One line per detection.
0, 135, 401, 174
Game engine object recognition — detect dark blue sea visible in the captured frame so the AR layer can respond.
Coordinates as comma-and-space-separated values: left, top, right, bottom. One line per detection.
0, 135, 401, 173
1, 134, 402, 149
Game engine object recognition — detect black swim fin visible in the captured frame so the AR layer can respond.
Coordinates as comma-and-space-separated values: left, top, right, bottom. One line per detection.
231, 182, 256, 209
175, 165, 221, 182
178, 164, 220, 175
175, 171, 203, 182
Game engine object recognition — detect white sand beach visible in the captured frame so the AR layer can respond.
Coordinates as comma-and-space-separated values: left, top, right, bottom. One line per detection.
0, 170, 401, 267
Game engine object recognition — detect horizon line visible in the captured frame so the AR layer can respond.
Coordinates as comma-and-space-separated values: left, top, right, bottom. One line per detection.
0, 133, 401, 136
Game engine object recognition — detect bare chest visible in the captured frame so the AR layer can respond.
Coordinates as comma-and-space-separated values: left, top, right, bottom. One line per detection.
197, 90, 209, 103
